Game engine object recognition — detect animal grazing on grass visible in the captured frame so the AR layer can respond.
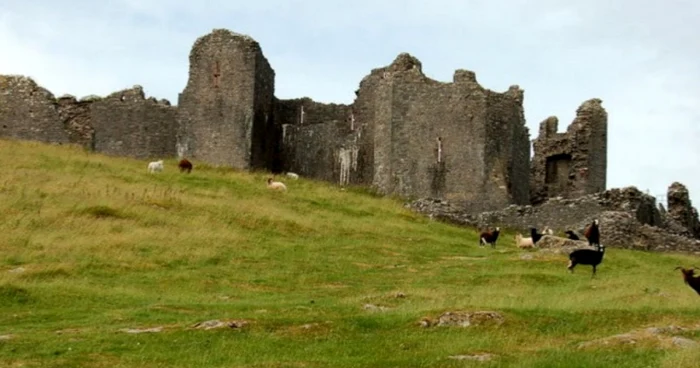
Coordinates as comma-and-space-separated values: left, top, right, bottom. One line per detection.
178, 158, 193, 173
515, 233, 535, 249
267, 177, 287, 191
479, 227, 500, 248
286, 172, 299, 180
584, 219, 600, 246
542, 226, 554, 236
147, 160, 164, 173
674, 266, 700, 295
530, 227, 544, 245
565, 230, 580, 240
567, 221, 605, 277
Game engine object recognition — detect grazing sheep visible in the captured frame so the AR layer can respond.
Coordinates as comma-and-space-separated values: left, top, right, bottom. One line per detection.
542, 226, 554, 235
674, 266, 700, 295
565, 230, 580, 240
286, 172, 299, 180
479, 227, 500, 248
584, 219, 601, 246
530, 227, 544, 245
178, 158, 193, 173
267, 177, 287, 191
147, 160, 164, 173
515, 233, 535, 249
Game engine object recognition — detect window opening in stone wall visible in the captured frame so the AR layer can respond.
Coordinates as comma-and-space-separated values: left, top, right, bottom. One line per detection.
350, 112, 355, 131
436, 137, 443, 163
213, 61, 221, 88
300, 105, 305, 125
545, 153, 572, 185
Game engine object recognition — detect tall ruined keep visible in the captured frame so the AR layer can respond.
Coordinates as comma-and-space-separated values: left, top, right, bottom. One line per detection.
176, 29, 276, 170
530, 98, 608, 205
0, 28, 608, 211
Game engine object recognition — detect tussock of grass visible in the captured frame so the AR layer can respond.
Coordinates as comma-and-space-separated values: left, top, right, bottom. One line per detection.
1, 138, 699, 367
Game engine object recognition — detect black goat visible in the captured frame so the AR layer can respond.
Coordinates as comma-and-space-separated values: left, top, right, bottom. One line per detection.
565, 230, 580, 240
568, 243, 605, 277
530, 227, 544, 245
675, 266, 700, 296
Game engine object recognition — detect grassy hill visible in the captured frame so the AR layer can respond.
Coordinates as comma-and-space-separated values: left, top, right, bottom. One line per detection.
1, 138, 699, 368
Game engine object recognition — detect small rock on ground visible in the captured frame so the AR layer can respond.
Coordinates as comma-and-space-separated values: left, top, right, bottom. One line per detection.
448, 353, 495, 361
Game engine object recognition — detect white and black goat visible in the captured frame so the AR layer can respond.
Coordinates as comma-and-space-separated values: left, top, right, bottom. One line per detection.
567, 219, 605, 277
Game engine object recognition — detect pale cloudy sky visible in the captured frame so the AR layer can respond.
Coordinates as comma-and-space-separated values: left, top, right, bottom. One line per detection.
1, 0, 699, 206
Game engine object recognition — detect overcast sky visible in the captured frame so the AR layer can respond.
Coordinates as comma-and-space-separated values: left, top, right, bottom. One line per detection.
1, 0, 699, 206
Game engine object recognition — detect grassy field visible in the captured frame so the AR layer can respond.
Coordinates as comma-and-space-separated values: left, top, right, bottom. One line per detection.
1, 138, 699, 367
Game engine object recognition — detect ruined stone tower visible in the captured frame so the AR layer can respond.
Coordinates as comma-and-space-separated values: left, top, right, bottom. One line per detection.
176, 29, 276, 169
530, 98, 608, 204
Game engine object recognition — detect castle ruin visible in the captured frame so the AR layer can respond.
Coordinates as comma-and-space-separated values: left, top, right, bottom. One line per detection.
0, 28, 607, 212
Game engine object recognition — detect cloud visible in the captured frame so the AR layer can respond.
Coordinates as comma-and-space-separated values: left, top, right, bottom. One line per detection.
1, 0, 699, 206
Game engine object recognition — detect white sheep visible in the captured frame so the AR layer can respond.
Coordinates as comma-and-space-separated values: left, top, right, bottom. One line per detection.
148, 160, 164, 173
286, 172, 299, 180
542, 226, 554, 235
267, 177, 287, 191
515, 233, 535, 249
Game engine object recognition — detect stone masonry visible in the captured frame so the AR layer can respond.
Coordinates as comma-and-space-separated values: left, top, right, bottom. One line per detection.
176, 28, 276, 170
0, 75, 71, 145
0, 76, 178, 160
530, 98, 608, 205
1, 27, 603, 213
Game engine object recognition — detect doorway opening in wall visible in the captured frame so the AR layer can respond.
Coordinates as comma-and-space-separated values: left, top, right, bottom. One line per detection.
545, 153, 572, 195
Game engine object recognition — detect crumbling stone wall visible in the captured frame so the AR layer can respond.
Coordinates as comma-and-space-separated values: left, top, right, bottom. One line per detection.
275, 98, 361, 184
91, 86, 177, 159
530, 98, 608, 205
352, 54, 531, 211
56, 95, 95, 149
666, 182, 700, 239
408, 184, 700, 253
0, 75, 70, 144
177, 28, 276, 169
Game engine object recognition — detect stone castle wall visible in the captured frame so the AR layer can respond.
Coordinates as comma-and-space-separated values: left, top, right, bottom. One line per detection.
176, 29, 276, 170
530, 98, 608, 205
0, 28, 606, 215
0, 76, 178, 159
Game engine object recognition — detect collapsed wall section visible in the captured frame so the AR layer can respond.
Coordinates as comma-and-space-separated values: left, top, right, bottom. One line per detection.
90, 86, 177, 159
0, 75, 70, 144
530, 98, 608, 204
177, 28, 275, 169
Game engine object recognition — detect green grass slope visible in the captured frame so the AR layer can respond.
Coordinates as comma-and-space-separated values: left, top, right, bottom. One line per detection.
1, 138, 699, 368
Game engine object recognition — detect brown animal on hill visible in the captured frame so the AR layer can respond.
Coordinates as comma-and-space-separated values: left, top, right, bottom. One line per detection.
583, 219, 600, 246
479, 227, 500, 248
674, 266, 700, 295
178, 159, 193, 173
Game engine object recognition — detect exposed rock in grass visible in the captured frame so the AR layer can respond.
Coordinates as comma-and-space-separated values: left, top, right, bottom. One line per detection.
578, 325, 700, 349
119, 326, 163, 334
192, 319, 248, 330
363, 303, 389, 312
448, 353, 496, 361
0, 334, 14, 340
420, 311, 505, 328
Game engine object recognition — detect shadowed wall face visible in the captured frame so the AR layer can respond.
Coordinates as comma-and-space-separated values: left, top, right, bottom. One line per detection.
177, 29, 275, 169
